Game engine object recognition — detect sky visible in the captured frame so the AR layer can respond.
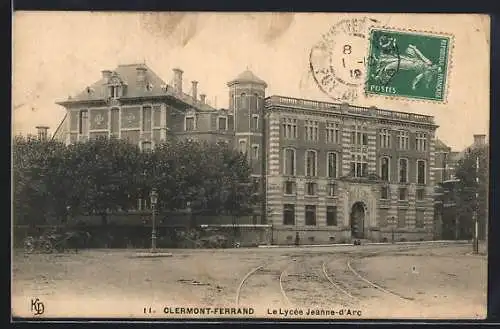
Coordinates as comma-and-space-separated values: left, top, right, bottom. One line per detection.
12, 12, 490, 150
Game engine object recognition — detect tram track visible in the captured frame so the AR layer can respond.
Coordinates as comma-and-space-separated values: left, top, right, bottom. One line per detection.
235, 259, 292, 308
235, 244, 448, 310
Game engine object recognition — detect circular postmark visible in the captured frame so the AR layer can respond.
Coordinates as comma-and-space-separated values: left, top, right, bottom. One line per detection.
309, 17, 381, 102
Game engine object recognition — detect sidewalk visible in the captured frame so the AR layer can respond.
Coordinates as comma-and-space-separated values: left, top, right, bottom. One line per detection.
258, 240, 471, 248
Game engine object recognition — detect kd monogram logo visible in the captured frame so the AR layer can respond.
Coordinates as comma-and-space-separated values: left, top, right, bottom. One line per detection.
30, 298, 45, 316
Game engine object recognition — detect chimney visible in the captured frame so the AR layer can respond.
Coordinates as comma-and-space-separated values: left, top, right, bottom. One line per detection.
136, 66, 147, 83
191, 81, 198, 100
173, 68, 183, 94
36, 126, 49, 141
200, 94, 206, 104
473, 134, 486, 146
101, 70, 112, 82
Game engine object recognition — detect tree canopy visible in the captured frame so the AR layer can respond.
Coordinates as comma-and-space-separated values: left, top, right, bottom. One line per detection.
12, 136, 255, 226
454, 144, 489, 238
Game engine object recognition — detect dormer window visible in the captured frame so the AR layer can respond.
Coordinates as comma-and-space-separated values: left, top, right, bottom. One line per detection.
109, 85, 120, 99
146, 82, 154, 92
86, 87, 95, 95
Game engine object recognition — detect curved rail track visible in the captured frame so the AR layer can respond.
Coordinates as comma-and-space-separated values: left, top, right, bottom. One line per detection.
235, 260, 292, 307
236, 244, 440, 309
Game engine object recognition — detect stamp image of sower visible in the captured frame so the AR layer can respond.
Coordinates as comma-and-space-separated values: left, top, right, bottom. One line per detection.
365, 28, 452, 102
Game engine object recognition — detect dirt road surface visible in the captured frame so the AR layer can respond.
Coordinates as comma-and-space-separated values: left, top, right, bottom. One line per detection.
12, 243, 486, 319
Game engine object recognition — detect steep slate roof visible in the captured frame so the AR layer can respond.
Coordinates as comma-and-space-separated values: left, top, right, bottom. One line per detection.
68, 63, 168, 101
434, 138, 451, 151
227, 69, 267, 87
58, 63, 217, 112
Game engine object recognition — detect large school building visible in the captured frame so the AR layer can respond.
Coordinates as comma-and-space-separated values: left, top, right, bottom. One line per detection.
53, 63, 438, 244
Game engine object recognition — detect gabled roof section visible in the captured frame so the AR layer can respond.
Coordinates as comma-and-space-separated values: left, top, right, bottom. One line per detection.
227, 69, 267, 87
56, 63, 217, 113
67, 63, 168, 102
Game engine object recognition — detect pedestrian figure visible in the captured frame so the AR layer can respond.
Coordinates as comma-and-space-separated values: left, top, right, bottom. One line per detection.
295, 232, 300, 246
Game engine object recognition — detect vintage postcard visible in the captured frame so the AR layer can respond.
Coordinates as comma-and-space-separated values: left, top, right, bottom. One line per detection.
12, 12, 489, 320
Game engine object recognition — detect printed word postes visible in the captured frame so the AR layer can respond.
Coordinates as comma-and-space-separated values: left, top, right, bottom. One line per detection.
30, 298, 45, 316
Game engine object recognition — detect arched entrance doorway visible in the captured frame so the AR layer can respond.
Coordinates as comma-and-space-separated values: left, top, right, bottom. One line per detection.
350, 202, 366, 239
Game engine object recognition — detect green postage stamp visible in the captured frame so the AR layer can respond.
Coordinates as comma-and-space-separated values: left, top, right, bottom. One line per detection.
365, 28, 452, 102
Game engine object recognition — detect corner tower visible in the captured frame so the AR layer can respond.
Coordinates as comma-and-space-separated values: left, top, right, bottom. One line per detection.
227, 69, 268, 223
227, 69, 267, 170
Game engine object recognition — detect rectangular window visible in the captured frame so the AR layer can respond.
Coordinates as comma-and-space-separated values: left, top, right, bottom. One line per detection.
351, 124, 368, 145
153, 106, 162, 128
399, 187, 408, 201
110, 108, 120, 137
326, 122, 340, 143
239, 139, 247, 154
282, 118, 298, 139
397, 209, 407, 228
399, 158, 408, 183
79, 110, 88, 135
306, 182, 317, 196
218, 117, 227, 130
305, 120, 319, 141
416, 210, 425, 228
306, 150, 317, 177
379, 129, 391, 148
381, 157, 390, 181
416, 132, 427, 151
305, 205, 317, 226
252, 144, 259, 159
417, 160, 426, 184
381, 186, 389, 200
283, 204, 295, 225
283, 148, 296, 176
327, 152, 338, 178
185, 116, 195, 131
326, 206, 337, 226
350, 154, 368, 177
252, 114, 259, 130
327, 183, 336, 197
142, 106, 152, 132
283, 181, 296, 195
397, 130, 409, 150
416, 188, 425, 201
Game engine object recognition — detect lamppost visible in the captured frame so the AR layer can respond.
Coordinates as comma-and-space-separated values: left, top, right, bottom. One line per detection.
66, 205, 71, 224
150, 188, 158, 253
473, 154, 480, 254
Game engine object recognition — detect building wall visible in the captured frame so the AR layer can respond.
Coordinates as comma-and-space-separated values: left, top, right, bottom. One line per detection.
264, 98, 437, 244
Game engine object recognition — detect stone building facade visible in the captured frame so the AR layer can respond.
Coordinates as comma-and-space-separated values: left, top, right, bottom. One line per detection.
54, 63, 439, 244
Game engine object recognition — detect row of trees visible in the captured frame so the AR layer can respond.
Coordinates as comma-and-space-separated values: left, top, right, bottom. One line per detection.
449, 144, 489, 239
13, 136, 258, 226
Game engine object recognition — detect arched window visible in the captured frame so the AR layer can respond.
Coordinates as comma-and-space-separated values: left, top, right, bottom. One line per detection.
305, 150, 317, 177
283, 148, 296, 176
417, 159, 426, 184
399, 158, 408, 183
327, 152, 338, 178
380, 156, 390, 181
240, 93, 247, 109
